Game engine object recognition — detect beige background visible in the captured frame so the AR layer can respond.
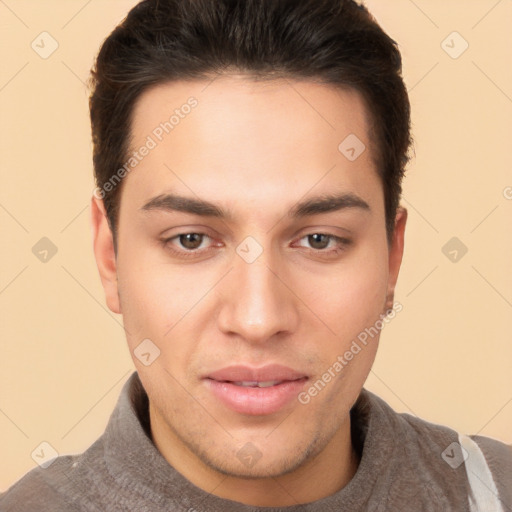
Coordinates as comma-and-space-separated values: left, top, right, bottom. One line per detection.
1, 0, 511, 492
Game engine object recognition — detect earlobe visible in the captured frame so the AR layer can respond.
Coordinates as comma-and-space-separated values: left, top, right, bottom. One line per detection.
90, 196, 121, 314
384, 206, 407, 313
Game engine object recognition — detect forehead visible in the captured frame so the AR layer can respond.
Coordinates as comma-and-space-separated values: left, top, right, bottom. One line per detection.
130, 76, 374, 152
123, 76, 381, 219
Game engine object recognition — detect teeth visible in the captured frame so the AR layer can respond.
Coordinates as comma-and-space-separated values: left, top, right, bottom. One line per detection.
232, 380, 280, 388
258, 380, 279, 388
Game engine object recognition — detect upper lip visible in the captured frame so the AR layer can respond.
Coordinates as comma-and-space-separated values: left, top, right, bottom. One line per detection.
205, 364, 307, 383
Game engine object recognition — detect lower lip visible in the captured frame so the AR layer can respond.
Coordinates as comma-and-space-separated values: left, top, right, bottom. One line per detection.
205, 378, 308, 415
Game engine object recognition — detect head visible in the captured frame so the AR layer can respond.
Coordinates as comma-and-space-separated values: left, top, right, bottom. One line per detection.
90, 0, 411, 504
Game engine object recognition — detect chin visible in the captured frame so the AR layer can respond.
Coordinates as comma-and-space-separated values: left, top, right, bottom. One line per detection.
194, 430, 323, 480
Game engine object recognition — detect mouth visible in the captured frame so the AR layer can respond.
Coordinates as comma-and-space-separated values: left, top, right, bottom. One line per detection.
203, 365, 308, 416
228, 380, 289, 388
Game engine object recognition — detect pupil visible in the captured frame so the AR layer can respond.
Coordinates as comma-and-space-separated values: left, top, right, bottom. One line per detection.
180, 233, 202, 249
309, 234, 329, 249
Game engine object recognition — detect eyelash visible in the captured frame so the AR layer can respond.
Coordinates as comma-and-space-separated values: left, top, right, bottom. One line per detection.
160, 232, 352, 259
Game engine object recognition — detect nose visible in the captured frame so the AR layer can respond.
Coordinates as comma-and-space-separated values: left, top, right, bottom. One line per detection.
216, 245, 299, 344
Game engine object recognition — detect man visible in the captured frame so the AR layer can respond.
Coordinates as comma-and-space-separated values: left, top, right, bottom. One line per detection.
1, 0, 510, 510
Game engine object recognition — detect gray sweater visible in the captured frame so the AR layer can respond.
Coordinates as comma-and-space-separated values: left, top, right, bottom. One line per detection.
1, 372, 511, 511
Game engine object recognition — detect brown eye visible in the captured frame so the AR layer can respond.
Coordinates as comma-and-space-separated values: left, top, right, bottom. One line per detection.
161, 232, 219, 260
307, 234, 331, 250
178, 233, 205, 250
294, 233, 352, 257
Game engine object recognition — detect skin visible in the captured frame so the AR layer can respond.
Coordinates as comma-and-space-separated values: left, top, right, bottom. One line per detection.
91, 76, 407, 506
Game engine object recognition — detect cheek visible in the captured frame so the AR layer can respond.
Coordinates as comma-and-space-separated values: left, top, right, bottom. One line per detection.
115, 250, 191, 344
115, 248, 219, 376
295, 246, 389, 343
307, 260, 387, 407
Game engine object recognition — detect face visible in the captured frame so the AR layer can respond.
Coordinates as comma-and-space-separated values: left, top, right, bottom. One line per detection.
92, 76, 406, 490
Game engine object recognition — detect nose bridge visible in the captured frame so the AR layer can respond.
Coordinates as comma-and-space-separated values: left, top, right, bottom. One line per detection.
217, 242, 298, 342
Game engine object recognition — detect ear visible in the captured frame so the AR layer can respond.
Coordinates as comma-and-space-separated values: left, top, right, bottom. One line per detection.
384, 206, 407, 313
90, 195, 121, 314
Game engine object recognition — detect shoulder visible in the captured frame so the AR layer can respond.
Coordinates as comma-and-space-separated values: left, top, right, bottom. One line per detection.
469, 433, 512, 468
362, 389, 466, 457
0, 455, 82, 511
467, 434, 512, 509
359, 389, 511, 508
397, 405, 512, 477
0, 438, 107, 512
0, 374, 142, 512
395, 400, 512, 473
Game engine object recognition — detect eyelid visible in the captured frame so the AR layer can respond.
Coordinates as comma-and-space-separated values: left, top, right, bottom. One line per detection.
292, 233, 352, 252
163, 232, 216, 249
159, 233, 215, 261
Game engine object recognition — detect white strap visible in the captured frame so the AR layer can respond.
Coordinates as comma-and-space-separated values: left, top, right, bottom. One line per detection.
458, 433, 505, 512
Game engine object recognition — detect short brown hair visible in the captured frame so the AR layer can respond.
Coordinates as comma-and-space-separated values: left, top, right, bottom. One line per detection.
89, 0, 412, 249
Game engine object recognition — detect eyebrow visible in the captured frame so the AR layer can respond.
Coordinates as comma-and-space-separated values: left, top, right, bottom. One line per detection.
140, 192, 371, 219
